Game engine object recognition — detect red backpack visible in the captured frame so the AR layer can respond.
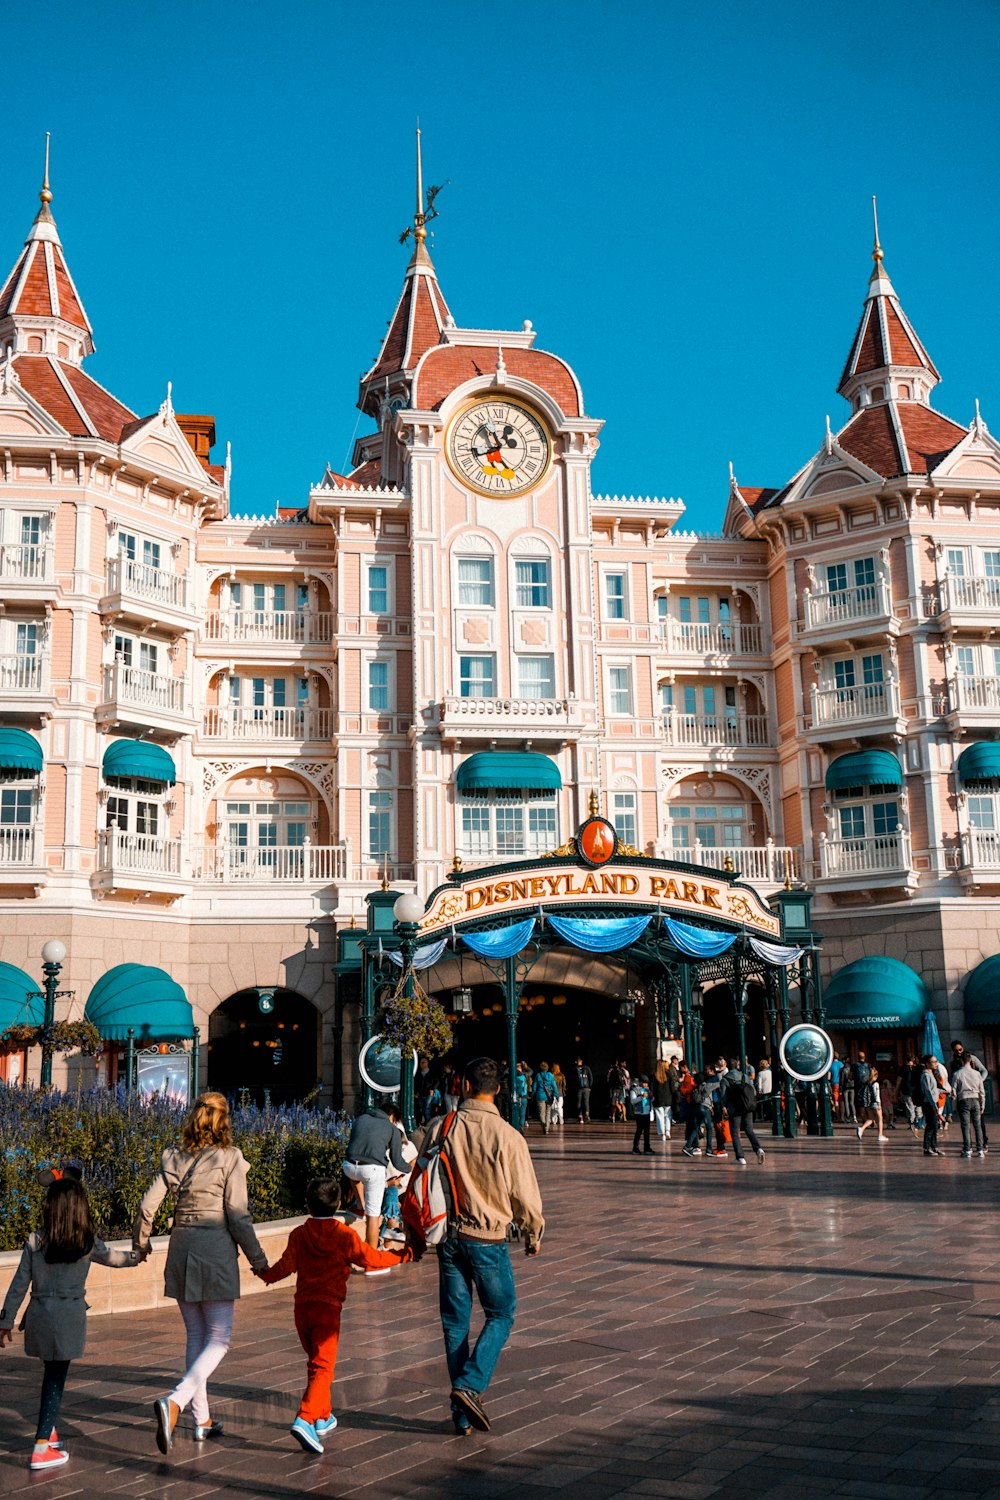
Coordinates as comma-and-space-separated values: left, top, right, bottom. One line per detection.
401, 1110, 461, 1249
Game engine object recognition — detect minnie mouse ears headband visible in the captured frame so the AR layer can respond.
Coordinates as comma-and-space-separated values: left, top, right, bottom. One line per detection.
36, 1162, 84, 1188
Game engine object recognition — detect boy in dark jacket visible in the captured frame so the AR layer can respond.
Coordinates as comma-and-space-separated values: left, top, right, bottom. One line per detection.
259, 1179, 410, 1453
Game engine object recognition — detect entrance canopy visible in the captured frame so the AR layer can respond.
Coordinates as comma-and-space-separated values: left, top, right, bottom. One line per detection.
824, 956, 928, 1030
456, 752, 561, 794
964, 954, 1000, 1027
85, 964, 194, 1042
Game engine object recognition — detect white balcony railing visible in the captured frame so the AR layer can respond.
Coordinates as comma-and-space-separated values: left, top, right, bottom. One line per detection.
961, 829, 1000, 872
811, 679, 899, 728
203, 611, 334, 644
97, 829, 183, 877
663, 711, 771, 747
0, 542, 52, 583
802, 577, 892, 633
440, 695, 582, 729
459, 831, 558, 864
692, 843, 801, 885
202, 707, 333, 740
819, 830, 912, 879
0, 827, 38, 866
193, 844, 348, 883
660, 621, 763, 655
0, 654, 46, 693
102, 661, 185, 715
949, 676, 1000, 714
106, 556, 188, 610
941, 574, 1000, 615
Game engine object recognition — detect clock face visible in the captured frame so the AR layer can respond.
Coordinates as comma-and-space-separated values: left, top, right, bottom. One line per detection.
447, 398, 552, 498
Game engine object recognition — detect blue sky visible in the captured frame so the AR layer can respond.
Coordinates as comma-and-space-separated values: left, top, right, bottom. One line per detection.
3, 0, 998, 529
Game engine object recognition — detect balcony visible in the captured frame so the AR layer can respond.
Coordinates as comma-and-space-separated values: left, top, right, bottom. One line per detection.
0, 542, 54, 594
0, 826, 46, 886
437, 695, 587, 742
691, 843, 802, 889
459, 831, 558, 866
959, 828, 1000, 885
0, 654, 53, 715
660, 621, 764, 657
94, 829, 186, 895
193, 844, 348, 883
808, 679, 903, 739
943, 675, 1000, 727
201, 707, 333, 743
97, 661, 191, 735
202, 611, 334, 646
818, 830, 915, 888
939, 574, 1000, 631
102, 557, 195, 630
662, 710, 771, 749
801, 578, 895, 645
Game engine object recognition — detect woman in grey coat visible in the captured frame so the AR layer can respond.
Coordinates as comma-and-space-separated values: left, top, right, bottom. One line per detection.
133, 1091, 268, 1452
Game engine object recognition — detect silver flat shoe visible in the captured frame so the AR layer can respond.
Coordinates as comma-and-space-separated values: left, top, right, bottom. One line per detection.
192, 1419, 224, 1441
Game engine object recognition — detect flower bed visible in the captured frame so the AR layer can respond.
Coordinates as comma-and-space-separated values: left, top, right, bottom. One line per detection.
0, 1084, 352, 1252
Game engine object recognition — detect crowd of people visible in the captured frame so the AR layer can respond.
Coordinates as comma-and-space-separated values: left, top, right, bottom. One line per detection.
829, 1040, 990, 1158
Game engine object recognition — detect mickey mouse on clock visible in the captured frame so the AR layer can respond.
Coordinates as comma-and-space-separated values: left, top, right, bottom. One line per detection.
447, 397, 552, 497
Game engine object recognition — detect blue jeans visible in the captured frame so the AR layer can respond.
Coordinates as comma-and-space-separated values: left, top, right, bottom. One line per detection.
438, 1238, 516, 1418
512, 1097, 527, 1130
381, 1182, 400, 1218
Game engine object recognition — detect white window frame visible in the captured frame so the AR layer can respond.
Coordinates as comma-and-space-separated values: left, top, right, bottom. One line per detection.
607, 663, 633, 716
366, 655, 395, 713
459, 655, 497, 699
456, 556, 496, 609
512, 556, 552, 610
365, 557, 394, 617
611, 791, 637, 848
602, 567, 629, 621
516, 654, 556, 699
367, 790, 394, 859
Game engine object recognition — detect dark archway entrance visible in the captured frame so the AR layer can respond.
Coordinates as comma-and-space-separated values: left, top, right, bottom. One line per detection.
701, 982, 771, 1071
208, 988, 320, 1106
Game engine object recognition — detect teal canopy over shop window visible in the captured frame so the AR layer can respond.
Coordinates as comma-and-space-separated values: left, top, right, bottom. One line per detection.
963, 954, 1000, 1027
102, 740, 177, 786
0, 962, 43, 1031
85, 964, 194, 1042
825, 750, 903, 791
0, 728, 43, 775
456, 752, 562, 795
824, 956, 929, 1030
956, 743, 1000, 788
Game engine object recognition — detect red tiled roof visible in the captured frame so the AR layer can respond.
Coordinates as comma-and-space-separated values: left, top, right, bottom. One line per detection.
364, 265, 451, 393
838, 403, 902, 476
839, 270, 938, 394
837, 402, 964, 479
0, 240, 91, 333
52, 255, 87, 330
61, 364, 136, 440
897, 404, 965, 472
413, 346, 581, 416
348, 459, 383, 488
0, 250, 26, 318
13, 245, 53, 317
14, 356, 135, 440
738, 486, 779, 512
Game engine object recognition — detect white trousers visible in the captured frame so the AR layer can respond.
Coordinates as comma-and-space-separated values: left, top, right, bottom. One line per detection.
171, 1299, 234, 1424
654, 1105, 672, 1138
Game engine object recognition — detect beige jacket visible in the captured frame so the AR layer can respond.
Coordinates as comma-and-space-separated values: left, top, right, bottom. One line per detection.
133, 1145, 267, 1302
424, 1098, 545, 1249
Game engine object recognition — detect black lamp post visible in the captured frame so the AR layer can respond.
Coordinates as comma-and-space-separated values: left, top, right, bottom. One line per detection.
393, 891, 425, 1133
38, 939, 67, 1088
769, 884, 830, 1136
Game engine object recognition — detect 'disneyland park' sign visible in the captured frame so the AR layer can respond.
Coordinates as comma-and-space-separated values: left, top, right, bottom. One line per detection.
420, 860, 780, 939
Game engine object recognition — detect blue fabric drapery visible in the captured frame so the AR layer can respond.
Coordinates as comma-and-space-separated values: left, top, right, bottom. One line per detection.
748, 937, 804, 967
922, 1010, 944, 1061
663, 918, 736, 959
461, 919, 537, 960
545, 914, 653, 953
383, 938, 449, 970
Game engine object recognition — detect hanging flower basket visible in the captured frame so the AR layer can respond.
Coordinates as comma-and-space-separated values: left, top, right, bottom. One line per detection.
0, 1020, 102, 1057
378, 971, 453, 1059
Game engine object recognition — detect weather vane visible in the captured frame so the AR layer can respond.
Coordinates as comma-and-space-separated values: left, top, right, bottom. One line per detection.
399, 122, 448, 247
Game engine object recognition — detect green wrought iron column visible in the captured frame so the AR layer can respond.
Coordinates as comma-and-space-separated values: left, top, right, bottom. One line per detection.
804, 943, 832, 1136
392, 892, 425, 1134
125, 1026, 136, 1094
360, 950, 378, 1111
191, 1026, 200, 1099
504, 955, 519, 1123
776, 966, 796, 1137
38, 939, 67, 1089
733, 944, 747, 1073
764, 968, 784, 1137
679, 965, 695, 1068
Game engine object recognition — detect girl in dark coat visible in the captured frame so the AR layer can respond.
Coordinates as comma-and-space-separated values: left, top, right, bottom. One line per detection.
0, 1171, 143, 1472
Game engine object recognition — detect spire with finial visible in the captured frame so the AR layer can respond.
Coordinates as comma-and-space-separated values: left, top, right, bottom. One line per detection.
0, 133, 95, 362
871, 194, 883, 270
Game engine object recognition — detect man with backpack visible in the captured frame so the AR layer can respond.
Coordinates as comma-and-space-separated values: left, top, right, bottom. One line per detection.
722, 1059, 766, 1166
418, 1056, 544, 1437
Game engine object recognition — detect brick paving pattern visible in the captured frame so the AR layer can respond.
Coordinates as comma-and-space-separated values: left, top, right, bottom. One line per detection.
2, 1123, 1000, 1497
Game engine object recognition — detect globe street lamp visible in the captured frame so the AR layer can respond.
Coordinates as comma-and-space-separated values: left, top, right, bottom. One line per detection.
39, 939, 67, 1088
393, 892, 425, 1133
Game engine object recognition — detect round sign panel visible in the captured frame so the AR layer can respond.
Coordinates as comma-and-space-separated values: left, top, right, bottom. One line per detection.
359, 1035, 418, 1095
779, 1023, 835, 1083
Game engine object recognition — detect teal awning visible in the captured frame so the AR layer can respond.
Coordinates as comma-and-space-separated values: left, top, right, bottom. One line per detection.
85, 964, 194, 1042
824, 956, 929, 1030
956, 743, 1000, 788
825, 750, 903, 791
964, 955, 1000, 1027
0, 728, 42, 775
103, 739, 176, 786
0, 962, 43, 1032
456, 752, 562, 794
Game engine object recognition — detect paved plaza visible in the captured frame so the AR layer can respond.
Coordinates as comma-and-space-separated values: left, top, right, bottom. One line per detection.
2, 1122, 1000, 1498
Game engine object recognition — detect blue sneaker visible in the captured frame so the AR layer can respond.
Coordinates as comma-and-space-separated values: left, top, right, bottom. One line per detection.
290, 1417, 323, 1453
314, 1415, 338, 1438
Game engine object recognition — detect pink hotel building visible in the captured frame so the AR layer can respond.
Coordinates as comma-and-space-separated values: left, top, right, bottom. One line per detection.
1, 153, 1000, 1102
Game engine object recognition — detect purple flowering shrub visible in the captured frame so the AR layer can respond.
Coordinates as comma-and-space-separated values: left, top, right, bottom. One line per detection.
0, 1084, 352, 1252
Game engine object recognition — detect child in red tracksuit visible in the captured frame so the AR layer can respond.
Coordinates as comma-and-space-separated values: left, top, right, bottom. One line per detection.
258, 1178, 410, 1453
